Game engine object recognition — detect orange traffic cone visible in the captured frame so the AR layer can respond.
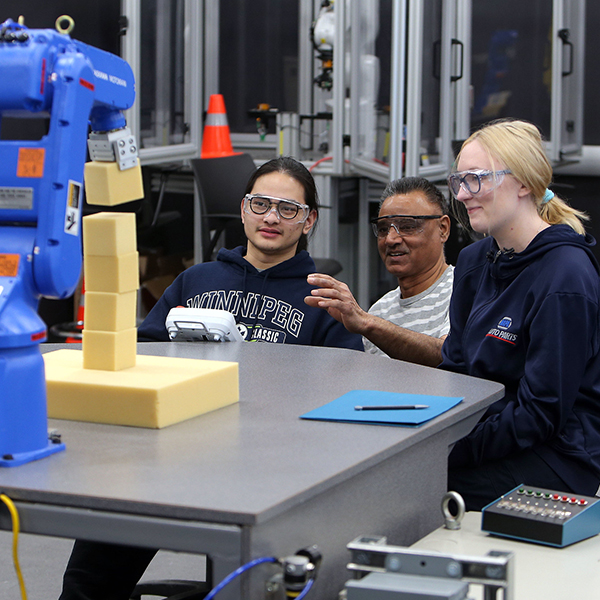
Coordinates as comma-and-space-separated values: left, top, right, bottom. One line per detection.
201, 94, 238, 158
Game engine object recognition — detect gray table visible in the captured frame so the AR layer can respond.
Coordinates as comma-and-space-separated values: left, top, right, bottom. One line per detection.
0, 342, 503, 600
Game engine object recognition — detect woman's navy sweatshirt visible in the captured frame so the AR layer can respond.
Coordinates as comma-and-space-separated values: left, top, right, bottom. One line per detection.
138, 246, 363, 351
442, 225, 600, 496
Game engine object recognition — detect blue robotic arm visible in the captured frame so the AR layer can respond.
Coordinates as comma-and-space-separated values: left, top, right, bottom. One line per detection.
0, 18, 136, 297
0, 18, 138, 466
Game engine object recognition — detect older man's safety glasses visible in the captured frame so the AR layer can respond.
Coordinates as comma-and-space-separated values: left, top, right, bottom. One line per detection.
447, 169, 512, 198
243, 194, 310, 223
370, 214, 444, 239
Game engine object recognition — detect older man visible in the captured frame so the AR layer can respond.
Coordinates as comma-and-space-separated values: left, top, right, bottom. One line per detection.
305, 177, 452, 366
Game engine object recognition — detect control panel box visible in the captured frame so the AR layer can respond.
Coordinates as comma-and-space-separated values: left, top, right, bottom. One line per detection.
482, 484, 600, 547
165, 307, 243, 342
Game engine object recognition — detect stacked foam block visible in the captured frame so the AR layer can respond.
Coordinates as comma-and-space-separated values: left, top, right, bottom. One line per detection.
84, 161, 144, 206
82, 212, 139, 370
44, 206, 240, 428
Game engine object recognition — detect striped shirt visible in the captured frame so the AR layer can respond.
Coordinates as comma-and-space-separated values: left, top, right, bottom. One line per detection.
363, 265, 454, 358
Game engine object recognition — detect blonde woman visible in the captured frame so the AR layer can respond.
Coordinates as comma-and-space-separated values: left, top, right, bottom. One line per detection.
444, 118, 600, 509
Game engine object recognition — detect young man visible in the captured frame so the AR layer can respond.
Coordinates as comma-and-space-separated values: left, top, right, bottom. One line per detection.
138, 156, 362, 351
306, 177, 452, 366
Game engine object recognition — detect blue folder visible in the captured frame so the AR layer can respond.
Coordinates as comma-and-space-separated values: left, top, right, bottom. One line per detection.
300, 390, 463, 427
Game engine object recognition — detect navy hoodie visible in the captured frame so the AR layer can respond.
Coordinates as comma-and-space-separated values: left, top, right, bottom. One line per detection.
139, 246, 363, 351
442, 225, 600, 496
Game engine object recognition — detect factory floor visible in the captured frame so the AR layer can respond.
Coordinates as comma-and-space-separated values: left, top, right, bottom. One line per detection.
0, 531, 205, 600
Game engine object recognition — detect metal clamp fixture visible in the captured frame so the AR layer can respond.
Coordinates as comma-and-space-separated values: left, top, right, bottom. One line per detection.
346, 535, 513, 600
87, 127, 139, 171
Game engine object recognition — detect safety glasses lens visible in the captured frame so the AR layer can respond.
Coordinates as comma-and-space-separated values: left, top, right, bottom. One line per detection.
448, 172, 482, 196
249, 198, 269, 213
277, 202, 299, 219
463, 173, 482, 194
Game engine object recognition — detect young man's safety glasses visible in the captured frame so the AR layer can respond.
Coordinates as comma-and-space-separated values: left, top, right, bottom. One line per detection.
243, 194, 310, 223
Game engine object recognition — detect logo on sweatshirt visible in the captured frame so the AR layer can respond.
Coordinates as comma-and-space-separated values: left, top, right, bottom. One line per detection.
187, 291, 304, 338
486, 316, 518, 345
497, 316, 512, 330
237, 323, 286, 343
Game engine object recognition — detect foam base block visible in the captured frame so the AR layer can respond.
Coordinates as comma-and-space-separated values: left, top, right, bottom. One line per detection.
44, 349, 239, 429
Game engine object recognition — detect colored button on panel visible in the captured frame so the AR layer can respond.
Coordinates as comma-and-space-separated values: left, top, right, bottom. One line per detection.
579, 499, 589, 506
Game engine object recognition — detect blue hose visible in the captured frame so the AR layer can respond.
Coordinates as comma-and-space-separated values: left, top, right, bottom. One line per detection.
295, 576, 315, 600
204, 556, 278, 600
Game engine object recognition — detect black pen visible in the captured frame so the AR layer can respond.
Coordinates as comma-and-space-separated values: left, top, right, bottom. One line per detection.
354, 405, 429, 411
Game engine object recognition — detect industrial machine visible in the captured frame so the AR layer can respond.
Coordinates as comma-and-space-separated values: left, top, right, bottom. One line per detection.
0, 16, 138, 466
343, 492, 514, 600
311, 0, 336, 91
277, 1, 381, 162
344, 483, 600, 599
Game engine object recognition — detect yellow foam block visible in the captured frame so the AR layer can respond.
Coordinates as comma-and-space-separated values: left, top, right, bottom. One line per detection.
85, 291, 137, 332
83, 212, 137, 256
84, 161, 144, 206
83, 328, 137, 371
84, 251, 139, 293
44, 349, 239, 429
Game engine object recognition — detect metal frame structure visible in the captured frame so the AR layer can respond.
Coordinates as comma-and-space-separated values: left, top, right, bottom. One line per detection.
549, 0, 586, 163
119, 0, 586, 170
121, 0, 202, 165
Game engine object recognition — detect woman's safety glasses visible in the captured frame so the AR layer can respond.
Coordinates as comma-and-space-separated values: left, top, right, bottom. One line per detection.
243, 194, 310, 223
447, 169, 512, 198
370, 214, 444, 239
